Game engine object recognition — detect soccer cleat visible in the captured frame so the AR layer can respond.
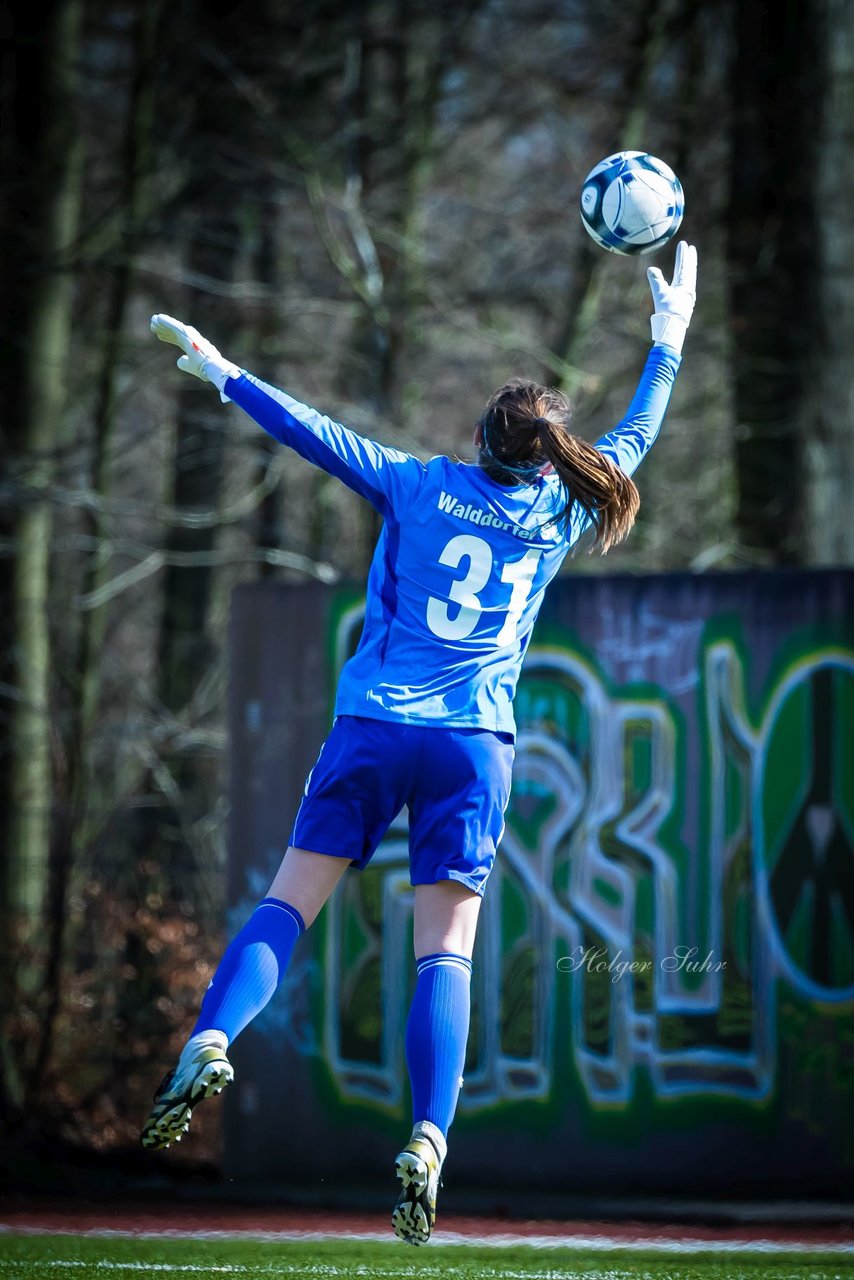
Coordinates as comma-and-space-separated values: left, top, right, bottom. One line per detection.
391, 1120, 447, 1246
140, 1042, 233, 1151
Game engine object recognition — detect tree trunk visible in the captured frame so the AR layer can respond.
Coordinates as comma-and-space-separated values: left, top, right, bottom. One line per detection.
727, 0, 823, 563
78, 0, 164, 760
803, 0, 854, 564
0, 0, 83, 1116
156, 220, 240, 715
2, 0, 83, 955
251, 194, 287, 578
32, 0, 165, 1096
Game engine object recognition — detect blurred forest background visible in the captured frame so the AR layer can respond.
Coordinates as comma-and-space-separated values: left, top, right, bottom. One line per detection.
1, 0, 852, 1173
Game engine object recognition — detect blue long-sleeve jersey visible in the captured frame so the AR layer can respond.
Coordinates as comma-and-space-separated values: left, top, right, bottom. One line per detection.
226, 344, 680, 735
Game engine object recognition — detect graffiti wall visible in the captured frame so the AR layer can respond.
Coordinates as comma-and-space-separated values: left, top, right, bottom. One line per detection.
226, 570, 854, 1196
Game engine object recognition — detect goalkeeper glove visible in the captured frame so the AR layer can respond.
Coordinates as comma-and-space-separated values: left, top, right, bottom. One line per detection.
150, 314, 241, 400
647, 241, 697, 355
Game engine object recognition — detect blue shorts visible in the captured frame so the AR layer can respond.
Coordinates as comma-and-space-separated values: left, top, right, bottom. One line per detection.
290, 715, 515, 896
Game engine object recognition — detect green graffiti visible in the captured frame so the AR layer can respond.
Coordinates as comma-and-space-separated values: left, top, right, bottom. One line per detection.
320, 598, 854, 1147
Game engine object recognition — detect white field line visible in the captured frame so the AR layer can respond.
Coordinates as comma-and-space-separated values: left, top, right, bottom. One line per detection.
0, 1225, 851, 1256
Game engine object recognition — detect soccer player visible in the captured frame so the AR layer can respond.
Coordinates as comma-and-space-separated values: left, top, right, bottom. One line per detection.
140, 243, 697, 1244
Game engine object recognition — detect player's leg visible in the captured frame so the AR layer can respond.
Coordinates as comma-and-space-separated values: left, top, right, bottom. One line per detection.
391, 882, 482, 1244
413, 879, 482, 956
140, 846, 349, 1151
392, 726, 514, 1245
188, 846, 349, 1043
141, 714, 408, 1151
408, 881, 482, 1139
405, 880, 482, 1190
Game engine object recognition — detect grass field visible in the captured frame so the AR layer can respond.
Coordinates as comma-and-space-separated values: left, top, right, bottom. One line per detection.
0, 1234, 850, 1280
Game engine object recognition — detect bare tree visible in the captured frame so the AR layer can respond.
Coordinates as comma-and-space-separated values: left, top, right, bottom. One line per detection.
726, 0, 823, 563
802, 0, 854, 564
0, 0, 84, 1115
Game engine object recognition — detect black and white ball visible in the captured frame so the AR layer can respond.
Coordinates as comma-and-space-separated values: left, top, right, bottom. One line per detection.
579, 152, 684, 256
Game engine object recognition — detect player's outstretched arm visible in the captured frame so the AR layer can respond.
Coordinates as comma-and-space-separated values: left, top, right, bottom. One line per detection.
592, 241, 698, 475
150, 314, 241, 399
149, 314, 425, 517
647, 240, 697, 356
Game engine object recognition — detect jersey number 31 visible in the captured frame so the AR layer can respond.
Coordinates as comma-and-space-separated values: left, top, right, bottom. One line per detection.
426, 534, 542, 646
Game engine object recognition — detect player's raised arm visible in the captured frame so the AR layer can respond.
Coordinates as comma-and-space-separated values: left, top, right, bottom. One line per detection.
149, 314, 425, 519
593, 241, 698, 477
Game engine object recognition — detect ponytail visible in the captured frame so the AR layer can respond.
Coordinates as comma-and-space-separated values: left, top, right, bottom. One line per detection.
476, 378, 640, 554
537, 421, 640, 553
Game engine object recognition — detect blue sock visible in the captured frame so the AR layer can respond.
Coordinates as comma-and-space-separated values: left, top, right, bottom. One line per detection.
405, 952, 473, 1137
192, 898, 305, 1043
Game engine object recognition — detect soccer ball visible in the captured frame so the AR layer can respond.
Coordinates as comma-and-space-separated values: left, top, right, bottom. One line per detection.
579, 151, 684, 256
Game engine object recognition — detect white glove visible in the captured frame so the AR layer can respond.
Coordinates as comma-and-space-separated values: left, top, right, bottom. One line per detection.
150, 314, 241, 400
647, 241, 697, 355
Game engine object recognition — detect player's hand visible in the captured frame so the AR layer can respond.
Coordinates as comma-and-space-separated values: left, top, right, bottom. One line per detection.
150, 314, 241, 394
647, 241, 697, 355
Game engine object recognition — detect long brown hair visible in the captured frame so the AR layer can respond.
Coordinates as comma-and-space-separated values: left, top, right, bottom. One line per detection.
476, 378, 639, 553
